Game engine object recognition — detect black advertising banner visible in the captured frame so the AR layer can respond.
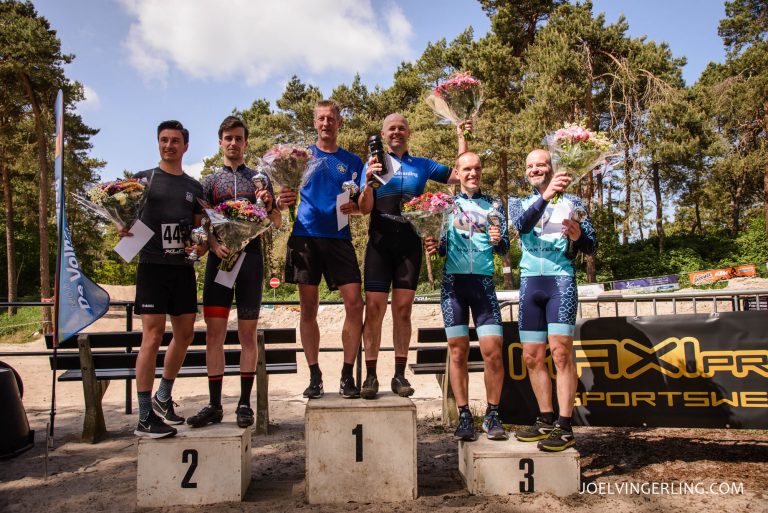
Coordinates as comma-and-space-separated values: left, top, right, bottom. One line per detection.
499, 311, 768, 429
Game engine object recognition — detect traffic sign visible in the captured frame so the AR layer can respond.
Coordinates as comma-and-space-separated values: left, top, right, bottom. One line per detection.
269, 277, 280, 288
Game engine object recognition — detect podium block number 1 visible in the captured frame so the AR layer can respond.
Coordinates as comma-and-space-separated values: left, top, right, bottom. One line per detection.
519, 458, 534, 493
182, 449, 199, 489
352, 424, 363, 462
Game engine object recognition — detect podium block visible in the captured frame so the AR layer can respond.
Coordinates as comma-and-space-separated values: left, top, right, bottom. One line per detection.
305, 394, 417, 503
137, 424, 252, 507
459, 437, 579, 496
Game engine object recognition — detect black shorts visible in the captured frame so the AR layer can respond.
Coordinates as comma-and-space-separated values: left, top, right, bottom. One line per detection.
203, 251, 264, 320
134, 263, 198, 316
284, 236, 361, 290
364, 229, 422, 292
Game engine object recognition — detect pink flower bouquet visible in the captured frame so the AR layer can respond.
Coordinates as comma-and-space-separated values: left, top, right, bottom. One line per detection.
262, 145, 318, 221
401, 192, 455, 239
202, 198, 273, 271
546, 123, 612, 203
75, 177, 148, 229
425, 72, 483, 140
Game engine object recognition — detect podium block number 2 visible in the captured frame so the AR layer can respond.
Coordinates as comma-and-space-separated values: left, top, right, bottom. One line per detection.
181, 449, 198, 489
352, 424, 363, 462
519, 458, 534, 493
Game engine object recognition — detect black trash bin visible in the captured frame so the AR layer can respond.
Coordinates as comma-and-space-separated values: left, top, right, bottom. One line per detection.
0, 366, 34, 459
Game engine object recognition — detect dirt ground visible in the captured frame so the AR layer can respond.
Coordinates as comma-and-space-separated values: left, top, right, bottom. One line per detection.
1, 282, 767, 512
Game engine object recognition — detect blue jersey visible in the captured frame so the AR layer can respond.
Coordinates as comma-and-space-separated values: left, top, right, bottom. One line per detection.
292, 145, 363, 239
509, 190, 597, 277
439, 192, 509, 276
360, 152, 451, 234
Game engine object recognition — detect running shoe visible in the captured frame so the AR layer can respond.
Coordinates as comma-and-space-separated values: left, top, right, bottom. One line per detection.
303, 378, 324, 399
482, 410, 509, 440
339, 376, 361, 399
454, 409, 478, 442
152, 393, 185, 425
537, 423, 575, 452
186, 404, 224, 428
135, 411, 177, 438
360, 375, 379, 400
391, 375, 415, 397
514, 417, 555, 442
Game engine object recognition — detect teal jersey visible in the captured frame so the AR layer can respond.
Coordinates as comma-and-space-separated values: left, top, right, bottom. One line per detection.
509, 190, 597, 277
439, 192, 509, 276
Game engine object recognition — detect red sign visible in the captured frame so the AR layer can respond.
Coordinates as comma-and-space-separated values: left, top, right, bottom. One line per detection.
269, 277, 280, 288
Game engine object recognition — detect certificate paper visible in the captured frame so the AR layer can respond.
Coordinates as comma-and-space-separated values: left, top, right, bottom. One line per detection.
214, 252, 246, 289
337, 190, 350, 231
113, 220, 153, 263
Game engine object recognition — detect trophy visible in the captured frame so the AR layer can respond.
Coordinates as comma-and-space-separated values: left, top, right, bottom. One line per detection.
187, 226, 208, 263
342, 180, 360, 201
251, 171, 269, 210
366, 134, 388, 189
565, 205, 588, 259
486, 201, 502, 245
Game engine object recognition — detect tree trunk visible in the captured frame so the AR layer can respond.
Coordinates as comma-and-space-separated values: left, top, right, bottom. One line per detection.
622, 137, 632, 244
638, 190, 645, 241
730, 185, 743, 236
1, 155, 16, 316
651, 161, 665, 254
582, 72, 596, 283
499, 150, 513, 290
764, 100, 768, 238
19, 72, 52, 332
596, 169, 604, 208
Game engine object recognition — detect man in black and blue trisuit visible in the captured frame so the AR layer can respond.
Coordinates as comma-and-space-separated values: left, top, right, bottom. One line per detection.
357, 113, 468, 399
186, 116, 281, 429
277, 100, 365, 399
509, 149, 597, 451
425, 152, 509, 441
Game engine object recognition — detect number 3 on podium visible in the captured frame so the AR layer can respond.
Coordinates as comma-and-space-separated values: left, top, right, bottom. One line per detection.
519, 458, 534, 492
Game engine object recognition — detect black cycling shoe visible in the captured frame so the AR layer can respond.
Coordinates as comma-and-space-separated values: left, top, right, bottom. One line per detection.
454, 409, 478, 442
303, 379, 324, 399
339, 375, 361, 399
360, 375, 379, 400
135, 411, 177, 439
391, 375, 415, 397
235, 404, 254, 428
152, 393, 185, 425
514, 417, 555, 442
186, 404, 224, 428
537, 423, 575, 452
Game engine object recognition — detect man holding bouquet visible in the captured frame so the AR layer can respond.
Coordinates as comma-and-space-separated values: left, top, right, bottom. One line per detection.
126, 120, 204, 438
424, 151, 509, 441
186, 116, 282, 428
356, 113, 468, 399
509, 149, 597, 451
276, 100, 365, 399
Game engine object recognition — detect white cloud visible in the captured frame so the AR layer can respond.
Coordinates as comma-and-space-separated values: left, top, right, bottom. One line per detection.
119, 0, 413, 85
185, 161, 205, 179
80, 84, 101, 111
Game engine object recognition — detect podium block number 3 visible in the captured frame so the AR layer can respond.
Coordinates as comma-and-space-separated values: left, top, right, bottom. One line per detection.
519, 458, 534, 493
352, 424, 363, 462
181, 449, 199, 489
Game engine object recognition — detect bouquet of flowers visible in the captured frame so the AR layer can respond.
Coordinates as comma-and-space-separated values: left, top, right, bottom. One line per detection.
425, 72, 483, 140
401, 192, 455, 241
546, 123, 613, 204
203, 199, 273, 271
262, 145, 318, 221
75, 177, 148, 229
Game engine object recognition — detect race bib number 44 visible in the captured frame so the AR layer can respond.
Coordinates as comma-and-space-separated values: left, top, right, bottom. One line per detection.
161, 223, 185, 249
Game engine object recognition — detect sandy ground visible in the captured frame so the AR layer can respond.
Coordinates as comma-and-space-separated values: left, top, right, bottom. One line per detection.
1, 281, 767, 512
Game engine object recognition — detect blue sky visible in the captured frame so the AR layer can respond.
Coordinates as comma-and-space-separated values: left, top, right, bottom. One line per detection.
32, 0, 726, 181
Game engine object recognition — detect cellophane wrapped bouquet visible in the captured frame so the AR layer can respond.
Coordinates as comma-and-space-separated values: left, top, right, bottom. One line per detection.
425, 72, 483, 140
546, 123, 612, 203
203, 199, 273, 271
76, 177, 148, 229
262, 145, 318, 222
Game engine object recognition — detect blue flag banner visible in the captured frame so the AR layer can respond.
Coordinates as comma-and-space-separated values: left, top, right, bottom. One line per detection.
53, 90, 110, 346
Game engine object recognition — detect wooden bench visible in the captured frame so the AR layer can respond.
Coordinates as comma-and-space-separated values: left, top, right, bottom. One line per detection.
410, 322, 517, 426
45, 328, 297, 441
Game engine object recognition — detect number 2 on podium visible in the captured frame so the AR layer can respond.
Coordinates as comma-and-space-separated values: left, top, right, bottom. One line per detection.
352, 424, 363, 462
182, 449, 198, 488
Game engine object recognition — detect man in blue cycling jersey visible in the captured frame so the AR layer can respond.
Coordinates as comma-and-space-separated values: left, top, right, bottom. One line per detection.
425, 151, 509, 441
509, 149, 597, 452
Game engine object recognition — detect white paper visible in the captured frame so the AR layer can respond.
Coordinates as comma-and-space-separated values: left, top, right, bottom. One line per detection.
113, 220, 153, 263
374, 154, 400, 186
336, 190, 350, 231
540, 200, 573, 236
214, 252, 246, 289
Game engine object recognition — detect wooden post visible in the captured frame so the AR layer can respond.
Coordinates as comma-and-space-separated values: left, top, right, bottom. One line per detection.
78, 334, 108, 443
439, 350, 458, 427
255, 331, 269, 435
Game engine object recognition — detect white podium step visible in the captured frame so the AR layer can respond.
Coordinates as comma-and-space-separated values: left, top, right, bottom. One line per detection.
137, 423, 252, 508
459, 437, 580, 496
305, 394, 417, 503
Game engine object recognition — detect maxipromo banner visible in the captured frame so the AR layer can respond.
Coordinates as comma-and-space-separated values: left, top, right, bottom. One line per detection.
499, 311, 768, 429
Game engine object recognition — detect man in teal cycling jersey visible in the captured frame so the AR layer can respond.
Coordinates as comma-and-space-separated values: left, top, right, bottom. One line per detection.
509, 149, 597, 452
